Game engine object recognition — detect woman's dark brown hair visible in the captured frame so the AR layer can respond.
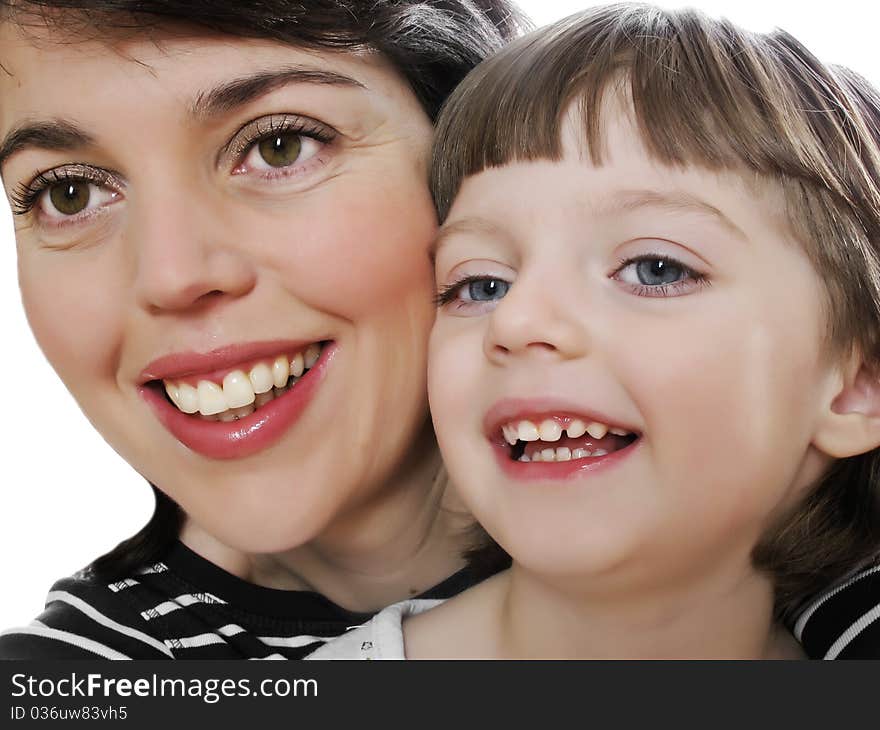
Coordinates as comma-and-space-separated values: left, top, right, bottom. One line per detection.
430, 2, 880, 620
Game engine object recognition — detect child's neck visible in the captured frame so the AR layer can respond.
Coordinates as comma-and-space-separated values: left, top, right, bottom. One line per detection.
502, 565, 798, 659
406, 561, 804, 659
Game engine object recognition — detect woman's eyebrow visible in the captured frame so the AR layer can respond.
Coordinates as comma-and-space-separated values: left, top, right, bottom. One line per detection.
0, 119, 93, 176
0, 66, 367, 175
189, 66, 367, 121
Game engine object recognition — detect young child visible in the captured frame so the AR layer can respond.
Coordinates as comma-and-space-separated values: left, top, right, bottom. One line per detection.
307, 3, 880, 659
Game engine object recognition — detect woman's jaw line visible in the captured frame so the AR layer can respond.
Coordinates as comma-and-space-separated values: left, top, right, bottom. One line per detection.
140, 340, 336, 460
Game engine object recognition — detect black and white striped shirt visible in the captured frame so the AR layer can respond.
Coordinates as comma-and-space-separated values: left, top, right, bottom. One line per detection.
1, 543, 878, 659
0, 542, 491, 660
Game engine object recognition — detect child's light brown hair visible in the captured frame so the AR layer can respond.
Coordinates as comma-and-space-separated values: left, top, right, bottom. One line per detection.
431, 3, 880, 619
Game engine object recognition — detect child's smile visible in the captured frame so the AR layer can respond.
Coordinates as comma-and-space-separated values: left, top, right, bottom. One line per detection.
487, 405, 640, 478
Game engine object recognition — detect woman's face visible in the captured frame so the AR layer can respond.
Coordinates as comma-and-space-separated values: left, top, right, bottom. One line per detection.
0, 24, 438, 551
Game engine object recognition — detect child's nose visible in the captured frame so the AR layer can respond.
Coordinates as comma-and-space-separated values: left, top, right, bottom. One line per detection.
484, 267, 590, 364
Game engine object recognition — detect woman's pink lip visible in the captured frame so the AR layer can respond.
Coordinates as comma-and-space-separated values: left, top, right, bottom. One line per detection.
139, 339, 320, 384
492, 436, 642, 481
140, 342, 337, 460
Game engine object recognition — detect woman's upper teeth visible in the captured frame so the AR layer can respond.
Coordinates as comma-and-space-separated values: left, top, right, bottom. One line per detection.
501, 417, 631, 446
163, 343, 321, 416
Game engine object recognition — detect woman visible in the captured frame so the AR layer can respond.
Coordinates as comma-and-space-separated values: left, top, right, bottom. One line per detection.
0, 0, 522, 659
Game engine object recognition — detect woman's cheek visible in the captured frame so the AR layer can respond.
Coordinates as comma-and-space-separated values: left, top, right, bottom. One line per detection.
19, 253, 123, 393
269, 176, 438, 314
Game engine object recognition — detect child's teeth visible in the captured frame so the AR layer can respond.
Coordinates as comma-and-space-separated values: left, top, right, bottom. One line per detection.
538, 419, 562, 441
197, 381, 227, 415
176, 383, 199, 414
272, 356, 290, 388
572, 448, 589, 459
517, 421, 540, 441
290, 352, 305, 378
609, 427, 629, 436
556, 447, 571, 461
532, 451, 542, 462
248, 362, 274, 394
518, 454, 530, 462
304, 343, 321, 369
567, 419, 587, 438
254, 390, 275, 408
222, 370, 255, 408
540, 448, 556, 462
593, 448, 608, 457
586, 422, 608, 439
502, 424, 519, 446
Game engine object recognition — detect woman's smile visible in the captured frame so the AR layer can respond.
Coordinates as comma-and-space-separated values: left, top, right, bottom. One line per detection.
141, 340, 335, 459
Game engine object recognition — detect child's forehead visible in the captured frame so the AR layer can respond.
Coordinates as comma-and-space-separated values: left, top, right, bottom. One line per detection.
441, 90, 792, 241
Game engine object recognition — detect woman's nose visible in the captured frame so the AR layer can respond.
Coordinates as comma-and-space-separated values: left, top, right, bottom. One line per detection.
130, 191, 257, 314
484, 267, 590, 364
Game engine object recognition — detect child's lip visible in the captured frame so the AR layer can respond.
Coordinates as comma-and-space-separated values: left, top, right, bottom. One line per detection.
491, 434, 642, 481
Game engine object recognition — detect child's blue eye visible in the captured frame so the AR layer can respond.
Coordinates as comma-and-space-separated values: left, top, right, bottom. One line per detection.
435, 275, 511, 312
634, 259, 684, 286
613, 254, 708, 298
467, 278, 510, 301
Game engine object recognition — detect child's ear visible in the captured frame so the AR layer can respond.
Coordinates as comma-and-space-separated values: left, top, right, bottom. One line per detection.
813, 360, 880, 458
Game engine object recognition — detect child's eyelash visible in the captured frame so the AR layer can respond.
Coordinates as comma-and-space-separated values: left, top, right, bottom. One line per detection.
10, 166, 118, 217
613, 252, 711, 297
433, 274, 496, 307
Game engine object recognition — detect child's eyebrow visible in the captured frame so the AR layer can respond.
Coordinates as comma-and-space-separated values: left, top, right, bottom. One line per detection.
429, 217, 505, 261
601, 189, 748, 242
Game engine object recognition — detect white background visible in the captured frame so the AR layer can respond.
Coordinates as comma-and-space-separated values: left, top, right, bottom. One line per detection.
1, 0, 878, 630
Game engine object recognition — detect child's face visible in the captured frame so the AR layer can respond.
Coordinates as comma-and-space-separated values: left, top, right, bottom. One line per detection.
429, 96, 840, 585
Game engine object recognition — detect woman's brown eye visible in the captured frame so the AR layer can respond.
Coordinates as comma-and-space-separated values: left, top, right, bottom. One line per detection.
49, 181, 90, 216
258, 133, 303, 168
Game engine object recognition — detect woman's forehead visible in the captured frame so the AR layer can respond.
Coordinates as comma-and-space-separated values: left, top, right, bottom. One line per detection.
0, 23, 425, 177
0, 21, 395, 93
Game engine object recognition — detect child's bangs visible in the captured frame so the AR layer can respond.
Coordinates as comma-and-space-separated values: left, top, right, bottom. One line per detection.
431, 4, 875, 227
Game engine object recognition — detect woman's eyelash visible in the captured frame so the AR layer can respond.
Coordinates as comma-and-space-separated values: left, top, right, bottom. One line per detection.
10, 166, 118, 216
434, 274, 495, 307
9, 115, 336, 220
225, 114, 337, 161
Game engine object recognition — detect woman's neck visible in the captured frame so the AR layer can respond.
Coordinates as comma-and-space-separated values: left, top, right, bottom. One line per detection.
406, 559, 803, 659
181, 425, 474, 612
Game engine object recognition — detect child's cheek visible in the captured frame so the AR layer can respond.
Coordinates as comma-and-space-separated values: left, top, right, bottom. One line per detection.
427, 316, 482, 440
613, 278, 828, 542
